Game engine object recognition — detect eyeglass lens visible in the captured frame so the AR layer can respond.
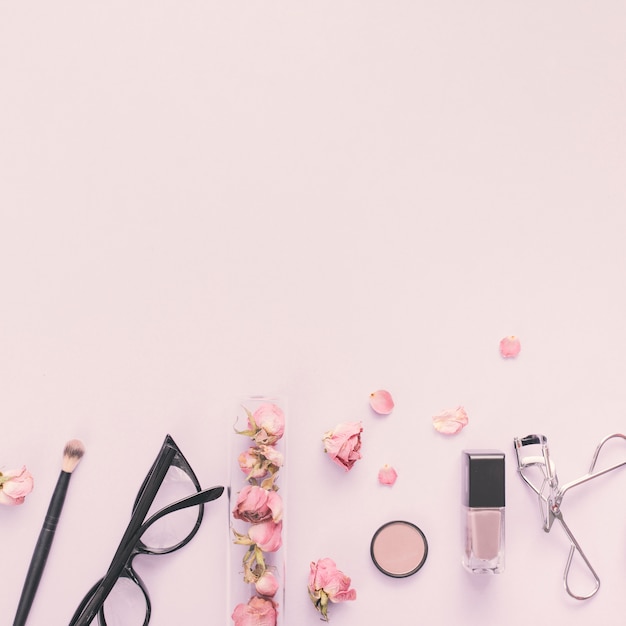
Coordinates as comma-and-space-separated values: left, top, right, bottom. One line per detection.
138, 464, 202, 553
100, 577, 148, 626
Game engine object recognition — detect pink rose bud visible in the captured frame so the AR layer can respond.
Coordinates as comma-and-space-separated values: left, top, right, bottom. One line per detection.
432, 406, 469, 435
308, 557, 357, 621
258, 444, 284, 468
233, 485, 283, 524
248, 520, 283, 553
0, 466, 34, 506
255, 570, 279, 597
378, 464, 398, 486
250, 403, 285, 444
322, 422, 363, 471
232, 596, 277, 626
500, 335, 521, 358
369, 389, 394, 415
238, 448, 266, 479
238, 445, 284, 480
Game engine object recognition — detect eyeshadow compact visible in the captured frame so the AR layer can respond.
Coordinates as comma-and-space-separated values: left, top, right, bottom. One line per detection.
370, 520, 428, 578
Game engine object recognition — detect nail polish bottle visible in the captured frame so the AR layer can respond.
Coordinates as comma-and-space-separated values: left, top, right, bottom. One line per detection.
462, 450, 505, 574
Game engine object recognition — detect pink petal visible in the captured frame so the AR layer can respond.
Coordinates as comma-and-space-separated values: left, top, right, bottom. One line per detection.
248, 520, 283, 552
378, 465, 398, 486
0, 490, 23, 505
369, 390, 394, 415
499, 335, 521, 358
432, 406, 469, 435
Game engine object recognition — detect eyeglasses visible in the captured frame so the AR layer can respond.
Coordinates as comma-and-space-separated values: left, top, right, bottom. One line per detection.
69, 434, 224, 625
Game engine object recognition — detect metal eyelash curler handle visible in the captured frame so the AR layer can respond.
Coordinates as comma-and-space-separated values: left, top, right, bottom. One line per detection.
551, 508, 600, 600
514, 433, 626, 600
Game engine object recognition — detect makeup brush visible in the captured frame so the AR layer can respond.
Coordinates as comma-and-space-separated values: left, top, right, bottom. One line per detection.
13, 439, 85, 626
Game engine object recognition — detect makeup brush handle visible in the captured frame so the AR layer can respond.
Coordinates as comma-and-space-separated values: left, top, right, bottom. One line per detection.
13, 471, 71, 626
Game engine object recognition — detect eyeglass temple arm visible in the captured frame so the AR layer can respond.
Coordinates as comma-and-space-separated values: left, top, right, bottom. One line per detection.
138, 485, 224, 539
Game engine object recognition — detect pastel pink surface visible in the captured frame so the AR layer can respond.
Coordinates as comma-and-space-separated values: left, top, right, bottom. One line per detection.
1, 3, 624, 626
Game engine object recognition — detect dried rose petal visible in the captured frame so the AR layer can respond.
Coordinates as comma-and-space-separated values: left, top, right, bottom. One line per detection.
432, 406, 469, 435
369, 390, 394, 415
500, 335, 521, 358
378, 465, 398, 486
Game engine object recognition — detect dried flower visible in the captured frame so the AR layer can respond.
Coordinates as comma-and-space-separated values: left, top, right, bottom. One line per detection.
432, 406, 469, 435
369, 390, 394, 415
232, 596, 277, 626
308, 558, 357, 621
238, 445, 284, 482
237, 403, 285, 445
322, 422, 363, 471
255, 570, 279, 597
235, 519, 283, 552
248, 520, 283, 553
233, 520, 284, 583
233, 485, 283, 524
500, 335, 521, 358
0, 466, 34, 506
378, 464, 398, 486
232, 400, 285, 622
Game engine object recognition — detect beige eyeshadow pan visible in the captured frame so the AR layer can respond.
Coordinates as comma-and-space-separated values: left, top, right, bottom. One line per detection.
370, 520, 428, 577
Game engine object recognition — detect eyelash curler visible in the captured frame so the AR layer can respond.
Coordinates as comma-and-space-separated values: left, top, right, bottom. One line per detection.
513, 432, 626, 600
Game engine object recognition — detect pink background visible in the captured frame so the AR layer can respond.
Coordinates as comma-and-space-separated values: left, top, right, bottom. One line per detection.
2, 2, 626, 624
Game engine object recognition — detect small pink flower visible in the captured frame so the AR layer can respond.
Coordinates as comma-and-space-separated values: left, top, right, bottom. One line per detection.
238, 403, 286, 445
248, 520, 283, 552
259, 444, 283, 467
378, 464, 398, 486
255, 570, 279, 597
500, 335, 521, 358
250, 403, 285, 444
308, 558, 356, 621
432, 406, 469, 435
322, 422, 363, 471
232, 596, 277, 626
233, 485, 283, 524
0, 466, 34, 506
238, 445, 284, 481
238, 448, 267, 479
369, 390, 394, 415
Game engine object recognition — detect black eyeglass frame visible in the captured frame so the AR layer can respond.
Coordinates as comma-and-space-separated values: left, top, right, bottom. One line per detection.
69, 434, 224, 626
